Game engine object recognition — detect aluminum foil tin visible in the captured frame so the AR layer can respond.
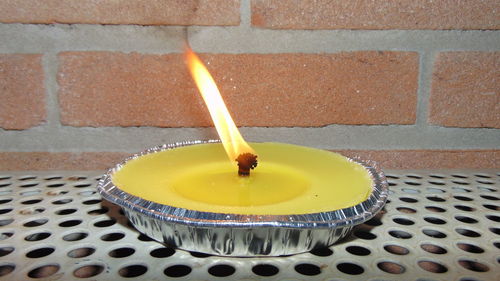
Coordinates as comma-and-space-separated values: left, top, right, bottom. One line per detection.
97, 140, 389, 256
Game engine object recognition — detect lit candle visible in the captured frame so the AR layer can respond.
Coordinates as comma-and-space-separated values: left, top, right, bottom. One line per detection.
99, 46, 388, 256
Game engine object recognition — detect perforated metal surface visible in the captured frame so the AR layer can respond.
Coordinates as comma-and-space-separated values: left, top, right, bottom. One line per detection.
0, 170, 498, 280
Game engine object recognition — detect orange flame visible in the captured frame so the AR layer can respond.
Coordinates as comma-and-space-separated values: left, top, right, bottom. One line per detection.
185, 46, 255, 162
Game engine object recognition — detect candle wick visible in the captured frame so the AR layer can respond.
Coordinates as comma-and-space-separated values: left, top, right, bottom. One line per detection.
236, 153, 258, 176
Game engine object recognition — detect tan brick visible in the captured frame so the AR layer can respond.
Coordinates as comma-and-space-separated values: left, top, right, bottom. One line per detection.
340, 150, 500, 169
0, 152, 129, 171
0, 54, 46, 130
0, 150, 497, 170
0, 0, 239, 25
252, 0, 500, 30
429, 52, 500, 128
58, 51, 418, 127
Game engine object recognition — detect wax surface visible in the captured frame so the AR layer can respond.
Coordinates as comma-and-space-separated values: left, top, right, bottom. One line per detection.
112, 142, 373, 215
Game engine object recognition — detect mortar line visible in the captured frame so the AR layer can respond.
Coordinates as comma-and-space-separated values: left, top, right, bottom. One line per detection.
414, 50, 436, 128
240, 0, 251, 28
42, 51, 61, 131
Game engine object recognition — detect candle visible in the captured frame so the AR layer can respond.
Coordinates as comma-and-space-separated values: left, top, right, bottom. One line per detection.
112, 142, 372, 215
97, 46, 388, 256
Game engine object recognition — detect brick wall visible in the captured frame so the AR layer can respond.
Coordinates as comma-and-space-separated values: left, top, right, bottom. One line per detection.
0, 0, 499, 169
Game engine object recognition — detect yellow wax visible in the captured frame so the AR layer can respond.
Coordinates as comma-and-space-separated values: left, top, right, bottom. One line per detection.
112, 142, 373, 215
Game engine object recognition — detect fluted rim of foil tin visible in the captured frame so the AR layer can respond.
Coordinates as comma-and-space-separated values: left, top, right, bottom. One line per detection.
97, 140, 388, 229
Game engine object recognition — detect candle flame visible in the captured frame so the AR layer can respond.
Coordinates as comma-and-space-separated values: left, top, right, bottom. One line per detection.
185, 46, 255, 163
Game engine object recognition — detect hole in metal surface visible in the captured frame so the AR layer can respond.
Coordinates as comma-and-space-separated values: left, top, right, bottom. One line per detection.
420, 243, 447, 254
82, 199, 101, 205
486, 215, 500, 222
87, 207, 109, 215
456, 228, 481, 238
295, 263, 322, 276
118, 264, 148, 278
480, 194, 499, 201
418, 260, 448, 273
402, 188, 420, 194
73, 265, 104, 278
0, 264, 15, 277
422, 229, 447, 238
45, 176, 62, 180
0, 247, 14, 257
483, 204, 499, 211
310, 247, 333, 256
457, 242, 484, 253
46, 183, 65, 188
386, 175, 399, 179
454, 195, 474, 201
426, 196, 446, 202
428, 180, 445, 186
63, 232, 88, 241
109, 247, 135, 258
393, 217, 415, 225
164, 265, 192, 277
404, 182, 421, 186
26, 247, 55, 258
424, 206, 446, 213
252, 264, 279, 277
377, 261, 405, 274
455, 215, 478, 224
67, 247, 95, 258
0, 198, 13, 204
52, 198, 72, 205
0, 183, 11, 187
388, 230, 412, 239
424, 216, 447, 225
0, 176, 11, 180
74, 183, 92, 188
150, 247, 175, 258
19, 206, 45, 215
478, 185, 497, 192
364, 217, 382, 226
396, 207, 416, 213
208, 264, 236, 277
429, 174, 445, 179
458, 259, 489, 272
452, 174, 468, 179
189, 251, 212, 258
28, 264, 60, 278
477, 179, 494, 184
78, 190, 96, 197
406, 174, 422, 179
346, 245, 370, 256
0, 208, 12, 215
137, 233, 154, 241
21, 198, 43, 205
488, 227, 499, 235
100, 232, 125, 241
25, 232, 51, 241
93, 219, 116, 227
59, 219, 82, 227
24, 218, 48, 227
454, 205, 475, 212
55, 208, 77, 215
0, 232, 14, 240
452, 186, 471, 193
399, 197, 418, 203
336, 262, 364, 275
384, 244, 409, 255
452, 180, 470, 185
353, 231, 376, 240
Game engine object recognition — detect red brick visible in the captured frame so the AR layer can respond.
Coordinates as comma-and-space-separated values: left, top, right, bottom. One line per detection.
252, 0, 500, 30
0, 150, 497, 170
0, 0, 239, 25
0, 54, 46, 130
58, 51, 418, 127
429, 52, 500, 128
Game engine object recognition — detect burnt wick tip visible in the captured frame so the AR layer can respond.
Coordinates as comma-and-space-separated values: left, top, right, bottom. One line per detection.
236, 153, 258, 176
